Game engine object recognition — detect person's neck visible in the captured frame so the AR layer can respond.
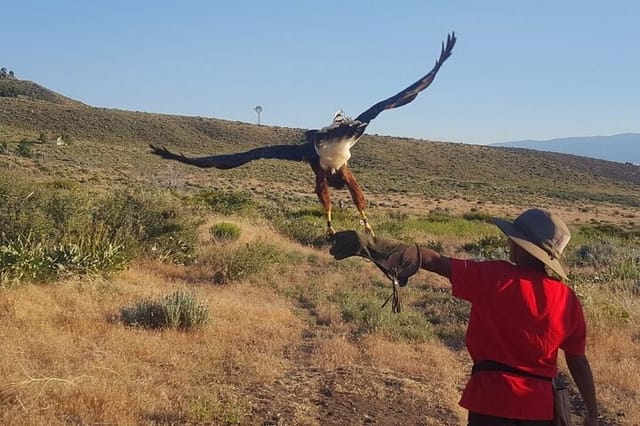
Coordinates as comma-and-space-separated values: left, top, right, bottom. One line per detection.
516, 257, 547, 274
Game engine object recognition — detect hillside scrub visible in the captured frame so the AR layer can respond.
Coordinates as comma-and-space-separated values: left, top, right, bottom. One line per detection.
0, 204, 637, 424
1, 94, 639, 423
0, 179, 198, 286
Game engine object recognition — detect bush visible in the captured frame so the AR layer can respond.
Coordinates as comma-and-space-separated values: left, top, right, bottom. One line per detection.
260, 205, 328, 247
406, 214, 499, 239
0, 234, 53, 285
569, 239, 620, 268
462, 211, 494, 223
17, 139, 33, 157
0, 230, 128, 286
120, 291, 209, 330
194, 190, 254, 215
460, 235, 509, 260
90, 189, 198, 264
209, 240, 289, 284
335, 285, 433, 341
210, 222, 241, 242
0, 180, 199, 285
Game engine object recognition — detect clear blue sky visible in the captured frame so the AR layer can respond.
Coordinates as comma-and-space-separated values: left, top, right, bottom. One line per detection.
3, 1, 639, 145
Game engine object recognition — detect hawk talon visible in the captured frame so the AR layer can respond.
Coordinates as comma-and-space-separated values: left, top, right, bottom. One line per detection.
360, 218, 375, 236
326, 224, 337, 239
364, 223, 375, 236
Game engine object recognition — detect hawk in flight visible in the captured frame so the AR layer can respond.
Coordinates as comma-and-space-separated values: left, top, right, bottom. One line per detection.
151, 32, 456, 237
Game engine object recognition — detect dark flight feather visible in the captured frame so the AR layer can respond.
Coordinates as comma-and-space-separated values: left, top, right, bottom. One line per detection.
355, 32, 456, 125
149, 142, 317, 169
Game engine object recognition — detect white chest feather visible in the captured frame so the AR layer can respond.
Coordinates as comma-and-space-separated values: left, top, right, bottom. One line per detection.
314, 136, 358, 171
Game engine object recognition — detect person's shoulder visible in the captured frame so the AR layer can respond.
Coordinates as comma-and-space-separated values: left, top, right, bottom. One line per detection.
450, 258, 514, 278
540, 274, 584, 305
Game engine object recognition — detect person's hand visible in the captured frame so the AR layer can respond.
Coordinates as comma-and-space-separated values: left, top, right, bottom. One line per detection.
329, 230, 421, 285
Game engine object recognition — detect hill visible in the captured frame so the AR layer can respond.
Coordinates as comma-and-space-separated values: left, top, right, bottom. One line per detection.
491, 133, 640, 165
0, 82, 639, 425
1, 93, 638, 223
0, 77, 85, 106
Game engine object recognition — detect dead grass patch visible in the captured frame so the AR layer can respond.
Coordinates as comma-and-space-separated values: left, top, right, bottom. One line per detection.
0, 264, 303, 424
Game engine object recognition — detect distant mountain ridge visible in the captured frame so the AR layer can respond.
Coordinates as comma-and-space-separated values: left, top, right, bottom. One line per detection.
491, 133, 639, 165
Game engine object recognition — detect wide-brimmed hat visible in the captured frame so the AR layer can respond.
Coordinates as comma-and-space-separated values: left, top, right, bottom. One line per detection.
493, 208, 571, 280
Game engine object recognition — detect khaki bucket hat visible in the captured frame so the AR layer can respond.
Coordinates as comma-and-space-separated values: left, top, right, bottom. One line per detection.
493, 208, 571, 280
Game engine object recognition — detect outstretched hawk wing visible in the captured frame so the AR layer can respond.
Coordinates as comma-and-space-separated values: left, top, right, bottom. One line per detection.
149, 142, 317, 169
355, 32, 456, 125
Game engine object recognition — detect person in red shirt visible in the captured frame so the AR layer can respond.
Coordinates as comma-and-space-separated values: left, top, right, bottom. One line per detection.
330, 208, 598, 426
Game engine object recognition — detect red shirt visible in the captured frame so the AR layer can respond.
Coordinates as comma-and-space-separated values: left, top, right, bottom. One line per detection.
450, 259, 586, 420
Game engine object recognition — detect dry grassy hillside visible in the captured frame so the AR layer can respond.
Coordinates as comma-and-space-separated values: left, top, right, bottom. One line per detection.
1, 94, 638, 225
1, 87, 639, 425
0, 79, 83, 106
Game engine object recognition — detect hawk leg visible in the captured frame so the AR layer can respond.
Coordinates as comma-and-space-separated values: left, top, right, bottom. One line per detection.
337, 165, 375, 236
311, 162, 336, 237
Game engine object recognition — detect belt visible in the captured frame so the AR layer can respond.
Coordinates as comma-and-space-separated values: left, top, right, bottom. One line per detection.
472, 360, 553, 382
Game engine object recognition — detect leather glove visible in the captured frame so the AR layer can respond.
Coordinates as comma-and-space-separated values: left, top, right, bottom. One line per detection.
329, 230, 421, 286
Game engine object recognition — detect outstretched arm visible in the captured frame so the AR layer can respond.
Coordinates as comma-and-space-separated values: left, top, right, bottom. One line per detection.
417, 247, 452, 279
329, 231, 452, 282
565, 353, 598, 425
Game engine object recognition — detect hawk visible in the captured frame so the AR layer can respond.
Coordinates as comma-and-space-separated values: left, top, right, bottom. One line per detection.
151, 32, 456, 237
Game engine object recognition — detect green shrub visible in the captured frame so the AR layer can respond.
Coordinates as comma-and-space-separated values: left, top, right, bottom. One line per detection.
406, 215, 499, 238
462, 211, 494, 223
49, 230, 129, 276
460, 235, 509, 260
90, 189, 198, 264
577, 223, 640, 240
211, 241, 289, 283
210, 222, 241, 242
567, 237, 640, 282
0, 141, 7, 154
568, 239, 620, 268
195, 190, 254, 215
120, 291, 209, 330
417, 287, 470, 349
17, 139, 32, 157
335, 285, 433, 341
260, 205, 328, 247
0, 230, 128, 286
0, 234, 53, 285
0, 180, 199, 284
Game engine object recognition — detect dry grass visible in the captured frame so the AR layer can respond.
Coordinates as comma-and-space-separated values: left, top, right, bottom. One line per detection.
588, 325, 640, 424
1, 92, 639, 424
0, 263, 304, 425
2, 222, 636, 424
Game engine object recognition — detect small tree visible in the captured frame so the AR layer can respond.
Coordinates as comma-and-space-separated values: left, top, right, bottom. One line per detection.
0, 68, 7, 78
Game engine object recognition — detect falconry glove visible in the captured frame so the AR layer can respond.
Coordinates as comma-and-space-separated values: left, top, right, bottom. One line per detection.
330, 231, 421, 313
329, 231, 421, 286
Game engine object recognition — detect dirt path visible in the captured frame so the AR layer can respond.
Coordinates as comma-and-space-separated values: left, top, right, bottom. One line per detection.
246, 323, 462, 426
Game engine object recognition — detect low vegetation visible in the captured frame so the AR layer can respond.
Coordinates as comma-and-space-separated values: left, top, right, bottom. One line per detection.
121, 291, 209, 330
1, 179, 637, 424
0, 179, 197, 286
0, 88, 638, 424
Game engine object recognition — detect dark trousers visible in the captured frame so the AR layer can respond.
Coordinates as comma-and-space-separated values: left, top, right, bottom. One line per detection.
468, 412, 554, 426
